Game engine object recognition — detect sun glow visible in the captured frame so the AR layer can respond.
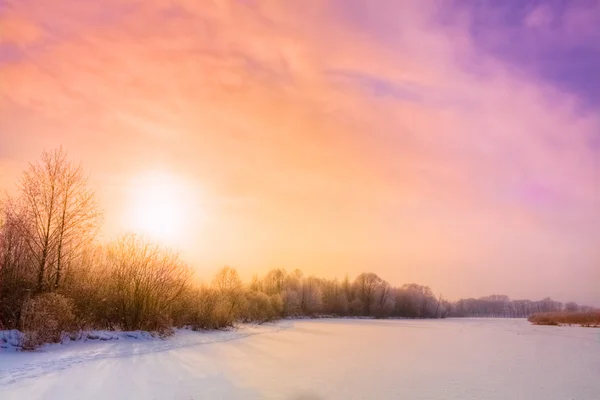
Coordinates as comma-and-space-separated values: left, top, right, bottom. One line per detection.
125, 170, 198, 245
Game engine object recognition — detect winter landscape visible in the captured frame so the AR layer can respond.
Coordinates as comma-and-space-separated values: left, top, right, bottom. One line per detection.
2, 0, 600, 399
1, 319, 599, 400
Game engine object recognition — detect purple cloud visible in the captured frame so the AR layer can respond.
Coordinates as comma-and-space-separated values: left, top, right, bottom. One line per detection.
450, 0, 600, 106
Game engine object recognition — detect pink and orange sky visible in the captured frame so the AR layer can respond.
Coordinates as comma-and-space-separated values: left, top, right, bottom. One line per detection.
1, 0, 599, 305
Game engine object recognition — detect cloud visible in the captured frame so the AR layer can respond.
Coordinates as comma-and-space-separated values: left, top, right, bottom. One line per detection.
452, 0, 600, 106
524, 4, 555, 29
0, 9, 42, 47
0, 0, 599, 304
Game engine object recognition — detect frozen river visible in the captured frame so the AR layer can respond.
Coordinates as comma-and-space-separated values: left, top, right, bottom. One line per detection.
1, 318, 599, 399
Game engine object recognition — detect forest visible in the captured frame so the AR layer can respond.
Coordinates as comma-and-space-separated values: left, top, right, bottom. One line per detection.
0, 149, 593, 349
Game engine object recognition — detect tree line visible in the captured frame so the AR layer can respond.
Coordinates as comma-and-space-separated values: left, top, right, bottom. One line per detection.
448, 294, 595, 318
0, 149, 594, 348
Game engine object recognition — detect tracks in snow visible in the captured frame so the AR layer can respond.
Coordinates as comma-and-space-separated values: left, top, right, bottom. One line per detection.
0, 322, 292, 386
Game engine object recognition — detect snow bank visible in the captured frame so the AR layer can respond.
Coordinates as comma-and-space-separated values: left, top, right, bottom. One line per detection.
75, 330, 156, 342
0, 329, 159, 353
0, 330, 23, 352
0, 321, 293, 386
1, 319, 295, 353
2, 325, 260, 353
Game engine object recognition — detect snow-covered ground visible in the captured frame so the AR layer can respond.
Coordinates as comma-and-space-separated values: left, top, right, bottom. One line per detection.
1, 318, 598, 399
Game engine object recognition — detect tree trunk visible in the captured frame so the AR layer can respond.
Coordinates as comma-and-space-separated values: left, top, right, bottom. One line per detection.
55, 202, 68, 290
37, 246, 48, 293
18, 289, 32, 331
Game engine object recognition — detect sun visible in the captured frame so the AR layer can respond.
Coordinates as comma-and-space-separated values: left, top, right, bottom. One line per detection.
125, 170, 196, 245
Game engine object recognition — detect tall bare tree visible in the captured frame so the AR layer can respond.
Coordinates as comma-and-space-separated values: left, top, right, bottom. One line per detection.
212, 266, 245, 324
19, 148, 100, 292
354, 272, 384, 316
53, 157, 100, 290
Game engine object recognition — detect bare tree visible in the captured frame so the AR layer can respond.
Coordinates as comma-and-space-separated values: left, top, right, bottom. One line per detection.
212, 266, 245, 325
321, 278, 349, 316
18, 148, 100, 292
565, 302, 579, 312
105, 234, 191, 331
263, 268, 286, 295
0, 196, 36, 328
353, 272, 384, 316
53, 159, 100, 290
299, 276, 322, 315
374, 281, 393, 318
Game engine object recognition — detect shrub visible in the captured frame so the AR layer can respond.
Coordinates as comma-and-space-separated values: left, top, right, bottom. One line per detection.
243, 291, 272, 323
185, 286, 222, 330
104, 235, 191, 331
212, 267, 246, 327
20, 293, 76, 350
149, 313, 174, 338
241, 292, 284, 323
281, 289, 301, 317
269, 293, 283, 318
528, 312, 600, 327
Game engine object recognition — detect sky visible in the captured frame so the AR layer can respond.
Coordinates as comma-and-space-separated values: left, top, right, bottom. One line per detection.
1, 0, 599, 305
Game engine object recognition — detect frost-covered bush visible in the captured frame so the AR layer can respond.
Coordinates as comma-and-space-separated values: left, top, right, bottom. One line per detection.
20, 293, 76, 350
103, 235, 191, 332
212, 267, 245, 327
183, 286, 225, 331
269, 293, 283, 318
282, 289, 301, 317
242, 291, 269, 322
241, 292, 283, 323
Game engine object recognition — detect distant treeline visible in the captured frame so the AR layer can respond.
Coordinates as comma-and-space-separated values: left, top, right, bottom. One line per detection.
0, 149, 594, 349
448, 295, 596, 318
